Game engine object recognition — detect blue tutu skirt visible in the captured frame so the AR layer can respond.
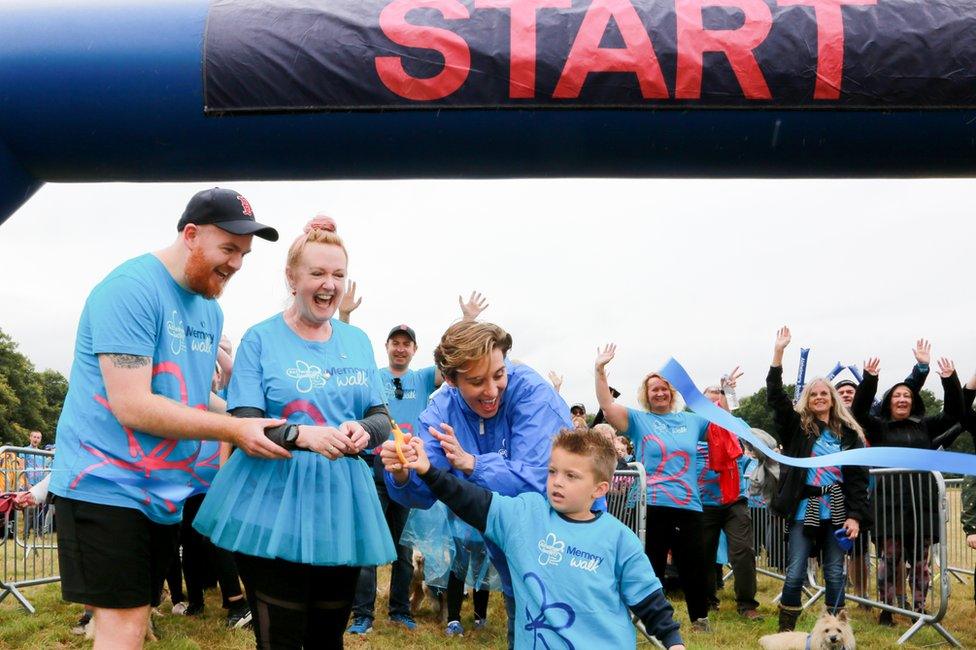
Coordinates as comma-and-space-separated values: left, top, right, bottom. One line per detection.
400, 501, 500, 591
193, 451, 395, 566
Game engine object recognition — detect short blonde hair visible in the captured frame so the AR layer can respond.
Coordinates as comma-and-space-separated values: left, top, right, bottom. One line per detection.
552, 428, 616, 484
434, 321, 513, 383
637, 372, 680, 413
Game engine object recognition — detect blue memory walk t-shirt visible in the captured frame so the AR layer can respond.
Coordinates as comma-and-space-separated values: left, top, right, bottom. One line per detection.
486, 491, 663, 650
627, 410, 709, 511
188, 440, 222, 497
228, 314, 385, 425
50, 254, 222, 524
380, 366, 437, 438
795, 427, 844, 521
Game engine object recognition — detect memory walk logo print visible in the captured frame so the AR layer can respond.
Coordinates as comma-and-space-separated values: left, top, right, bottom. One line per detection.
166, 311, 186, 355
537, 532, 604, 573
166, 311, 215, 356
286, 360, 330, 393
286, 360, 371, 393
537, 533, 565, 567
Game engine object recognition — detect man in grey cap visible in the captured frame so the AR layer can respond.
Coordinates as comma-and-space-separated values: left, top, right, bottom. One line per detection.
49, 188, 285, 648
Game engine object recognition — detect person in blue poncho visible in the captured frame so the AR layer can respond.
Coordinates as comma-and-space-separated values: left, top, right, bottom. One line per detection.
380, 320, 571, 648
193, 217, 396, 649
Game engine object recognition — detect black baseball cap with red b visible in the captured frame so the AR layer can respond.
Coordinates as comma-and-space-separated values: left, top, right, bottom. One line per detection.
178, 188, 279, 242
388, 324, 417, 343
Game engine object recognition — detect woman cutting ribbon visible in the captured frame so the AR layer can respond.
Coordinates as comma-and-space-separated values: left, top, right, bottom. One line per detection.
194, 217, 395, 649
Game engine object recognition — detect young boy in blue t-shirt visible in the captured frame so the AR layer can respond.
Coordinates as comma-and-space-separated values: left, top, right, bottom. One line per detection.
386, 427, 685, 650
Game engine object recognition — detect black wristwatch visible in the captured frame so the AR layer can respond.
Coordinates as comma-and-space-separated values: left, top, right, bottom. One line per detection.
283, 424, 300, 449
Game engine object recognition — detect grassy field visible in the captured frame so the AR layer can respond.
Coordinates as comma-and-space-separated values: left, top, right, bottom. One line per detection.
2, 563, 976, 649
2, 487, 974, 649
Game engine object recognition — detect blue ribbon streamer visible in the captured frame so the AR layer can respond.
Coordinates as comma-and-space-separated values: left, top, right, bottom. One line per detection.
660, 358, 976, 476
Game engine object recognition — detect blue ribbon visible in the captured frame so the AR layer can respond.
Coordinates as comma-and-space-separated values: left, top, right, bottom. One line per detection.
661, 358, 976, 476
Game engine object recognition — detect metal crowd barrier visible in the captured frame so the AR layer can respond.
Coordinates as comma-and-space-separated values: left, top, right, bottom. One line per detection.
0, 445, 58, 614
942, 478, 974, 582
608, 462, 664, 648
751, 468, 957, 647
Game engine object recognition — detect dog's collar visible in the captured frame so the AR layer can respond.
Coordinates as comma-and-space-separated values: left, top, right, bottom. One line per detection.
805, 634, 849, 650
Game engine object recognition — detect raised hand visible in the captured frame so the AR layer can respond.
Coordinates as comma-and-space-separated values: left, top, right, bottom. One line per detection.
774, 327, 791, 352
339, 280, 362, 321
722, 366, 743, 389
429, 423, 475, 474
937, 357, 956, 378
547, 370, 563, 393
459, 291, 489, 321
339, 420, 370, 452
595, 344, 617, 371
913, 338, 931, 366
863, 357, 881, 376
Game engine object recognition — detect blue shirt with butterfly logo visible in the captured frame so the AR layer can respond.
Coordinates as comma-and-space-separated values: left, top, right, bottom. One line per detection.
50, 254, 222, 524
486, 491, 668, 649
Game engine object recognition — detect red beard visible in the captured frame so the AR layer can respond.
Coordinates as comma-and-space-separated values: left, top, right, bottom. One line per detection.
184, 247, 226, 299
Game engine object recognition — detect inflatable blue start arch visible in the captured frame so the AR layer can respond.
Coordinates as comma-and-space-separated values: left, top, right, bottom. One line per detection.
1, 0, 975, 226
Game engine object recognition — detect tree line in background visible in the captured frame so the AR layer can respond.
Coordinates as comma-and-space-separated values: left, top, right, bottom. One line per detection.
0, 327, 68, 447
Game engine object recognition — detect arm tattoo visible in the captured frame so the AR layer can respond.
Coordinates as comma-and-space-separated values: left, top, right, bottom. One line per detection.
107, 354, 151, 369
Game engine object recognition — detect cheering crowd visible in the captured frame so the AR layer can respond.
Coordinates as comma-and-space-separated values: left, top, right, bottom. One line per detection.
14, 187, 976, 649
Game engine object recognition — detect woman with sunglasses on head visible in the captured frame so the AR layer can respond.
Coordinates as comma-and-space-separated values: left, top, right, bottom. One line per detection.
766, 327, 869, 633
594, 343, 714, 631
193, 217, 395, 649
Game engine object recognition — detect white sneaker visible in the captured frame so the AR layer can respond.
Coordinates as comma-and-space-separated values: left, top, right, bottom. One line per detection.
171, 602, 188, 615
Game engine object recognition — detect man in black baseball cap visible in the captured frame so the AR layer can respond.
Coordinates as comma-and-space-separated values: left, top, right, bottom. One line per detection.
834, 379, 858, 408
48, 187, 286, 648
178, 187, 279, 241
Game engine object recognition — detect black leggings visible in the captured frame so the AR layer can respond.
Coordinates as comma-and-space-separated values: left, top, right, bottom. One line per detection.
645, 505, 710, 621
235, 553, 360, 649
446, 572, 489, 622
182, 494, 244, 609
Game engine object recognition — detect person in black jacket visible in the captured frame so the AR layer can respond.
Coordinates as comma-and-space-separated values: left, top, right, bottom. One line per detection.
766, 327, 869, 633
852, 353, 962, 624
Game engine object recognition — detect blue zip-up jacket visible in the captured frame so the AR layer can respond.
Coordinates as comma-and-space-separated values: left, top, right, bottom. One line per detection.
385, 361, 572, 508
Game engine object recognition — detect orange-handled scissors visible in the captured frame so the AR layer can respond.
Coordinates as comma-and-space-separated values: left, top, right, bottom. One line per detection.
390, 418, 408, 466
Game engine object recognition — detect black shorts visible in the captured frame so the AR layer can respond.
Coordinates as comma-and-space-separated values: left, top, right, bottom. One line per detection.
56, 496, 178, 609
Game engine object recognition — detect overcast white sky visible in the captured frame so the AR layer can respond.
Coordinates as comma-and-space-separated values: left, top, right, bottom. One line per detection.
0, 179, 972, 409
